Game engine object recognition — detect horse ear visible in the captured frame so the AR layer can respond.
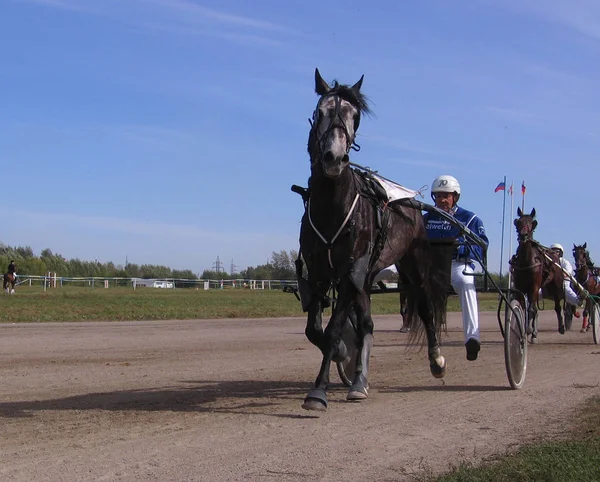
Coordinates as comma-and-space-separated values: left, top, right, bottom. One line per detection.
584, 242, 587, 249
351, 74, 364, 92
314, 68, 330, 96
517, 207, 522, 217
530, 207, 536, 218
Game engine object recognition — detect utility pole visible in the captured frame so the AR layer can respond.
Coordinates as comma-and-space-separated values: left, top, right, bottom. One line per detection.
230, 258, 237, 276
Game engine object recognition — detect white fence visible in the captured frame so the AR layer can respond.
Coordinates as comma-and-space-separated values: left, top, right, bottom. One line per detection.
14, 274, 299, 291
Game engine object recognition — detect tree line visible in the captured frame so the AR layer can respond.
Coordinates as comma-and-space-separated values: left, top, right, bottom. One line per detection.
0, 243, 508, 285
0, 243, 299, 280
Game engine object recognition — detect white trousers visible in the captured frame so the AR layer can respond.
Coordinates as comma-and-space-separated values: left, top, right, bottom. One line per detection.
451, 261, 479, 343
539, 283, 581, 307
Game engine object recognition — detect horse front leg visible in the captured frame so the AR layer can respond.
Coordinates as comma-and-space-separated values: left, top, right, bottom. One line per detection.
346, 293, 374, 401
302, 296, 353, 412
582, 299, 591, 332
528, 304, 539, 343
305, 298, 325, 351
415, 288, 446, 378
555, 298, 565, 334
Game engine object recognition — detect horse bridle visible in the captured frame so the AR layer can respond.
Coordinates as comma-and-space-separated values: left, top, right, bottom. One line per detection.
516, 221, 534, 242
309, 93, 361, 164
573, 248, 594, 283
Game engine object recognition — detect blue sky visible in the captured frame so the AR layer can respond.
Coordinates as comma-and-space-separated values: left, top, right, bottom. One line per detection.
2, 0, 600, 276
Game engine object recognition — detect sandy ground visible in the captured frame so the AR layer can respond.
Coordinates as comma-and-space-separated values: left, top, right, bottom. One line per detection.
1, 312, 599, 482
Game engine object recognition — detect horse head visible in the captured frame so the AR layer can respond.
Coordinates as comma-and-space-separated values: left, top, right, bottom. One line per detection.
514, 207, 537, 242
308, 68, 371, 179
573, 242, 594, 271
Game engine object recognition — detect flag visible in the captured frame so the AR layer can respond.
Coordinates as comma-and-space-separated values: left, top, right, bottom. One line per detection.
509, 183, 513, 195
494, 181, 505, 193
521, 181, 526, 195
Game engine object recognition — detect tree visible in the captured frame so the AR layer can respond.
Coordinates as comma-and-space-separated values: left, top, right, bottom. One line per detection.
201, 270, 232, 280
270, 250, 297, 280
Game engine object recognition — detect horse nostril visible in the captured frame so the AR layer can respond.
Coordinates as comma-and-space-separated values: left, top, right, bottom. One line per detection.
323, 151, 335, 164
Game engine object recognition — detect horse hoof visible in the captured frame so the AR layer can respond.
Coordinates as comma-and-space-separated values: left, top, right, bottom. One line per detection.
558, 326, 565, 335
347, 387, 368, 401
430, 355, 446, 379
302, 389, 328, 411
530, 336, 538, 344
302, 398, 327, 411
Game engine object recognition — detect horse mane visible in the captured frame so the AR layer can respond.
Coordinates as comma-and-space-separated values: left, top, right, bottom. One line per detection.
586, 250, 595, 268
325, 81, 373, 116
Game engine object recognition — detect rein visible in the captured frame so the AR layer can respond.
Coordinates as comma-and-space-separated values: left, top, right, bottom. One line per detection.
541, 251, 587, 294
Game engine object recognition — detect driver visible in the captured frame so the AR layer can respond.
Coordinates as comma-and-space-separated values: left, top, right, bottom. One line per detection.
549, 243, 585, 322
425, 175, 489, 361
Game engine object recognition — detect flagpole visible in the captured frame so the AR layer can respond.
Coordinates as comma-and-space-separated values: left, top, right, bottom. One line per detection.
499, 175, 506, 281
521, 180, 525, 211
508, 182, 514, 289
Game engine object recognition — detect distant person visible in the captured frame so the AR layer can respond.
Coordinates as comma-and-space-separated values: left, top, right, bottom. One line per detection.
7, 260, 16, 278
425, 175, 489, 361
548, 243, 586, 319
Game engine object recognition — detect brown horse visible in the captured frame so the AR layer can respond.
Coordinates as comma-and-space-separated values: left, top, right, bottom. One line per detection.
573, 243, 600, 332
3, 273, 16, 294
510, 207, 565, 342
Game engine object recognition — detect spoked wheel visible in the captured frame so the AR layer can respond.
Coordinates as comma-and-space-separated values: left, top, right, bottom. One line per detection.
504, 299, 528, 389
336, 317, 359, 387
592, 302, 600, 345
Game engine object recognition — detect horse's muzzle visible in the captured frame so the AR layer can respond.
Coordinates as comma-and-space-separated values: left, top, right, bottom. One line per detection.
322, 152, 349, 178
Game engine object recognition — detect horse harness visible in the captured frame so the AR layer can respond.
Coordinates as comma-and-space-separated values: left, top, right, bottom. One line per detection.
510, 240, 559, 285
294, 169, 392, 293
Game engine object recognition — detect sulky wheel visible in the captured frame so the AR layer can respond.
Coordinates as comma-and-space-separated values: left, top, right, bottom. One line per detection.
504, 299, 528, 389
336, 316, 359, 387
592, 302, 600, 345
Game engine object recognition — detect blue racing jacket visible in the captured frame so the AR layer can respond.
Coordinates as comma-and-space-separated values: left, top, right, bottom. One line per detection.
424, 205, 489, 265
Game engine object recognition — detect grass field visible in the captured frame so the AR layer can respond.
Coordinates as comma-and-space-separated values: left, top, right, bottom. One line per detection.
0, 286, 504, 323
433, 396, 600, 481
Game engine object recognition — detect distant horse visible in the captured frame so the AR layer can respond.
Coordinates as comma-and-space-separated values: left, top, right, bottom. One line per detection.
510, 207, 565, 342
296, 68, 447, 411
573, 243, 600, 332
3, 273, 16, 295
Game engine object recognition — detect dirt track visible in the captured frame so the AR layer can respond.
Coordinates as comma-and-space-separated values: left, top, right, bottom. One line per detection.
1, 312, 599, 481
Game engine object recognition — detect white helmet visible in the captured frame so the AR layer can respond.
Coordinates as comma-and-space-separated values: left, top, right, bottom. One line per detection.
431, 175, 461, 201
550, 243, 564, 255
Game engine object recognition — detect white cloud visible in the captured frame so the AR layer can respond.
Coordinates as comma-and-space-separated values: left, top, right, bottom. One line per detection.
493, 0, 600, 41
17, 0, 299, 44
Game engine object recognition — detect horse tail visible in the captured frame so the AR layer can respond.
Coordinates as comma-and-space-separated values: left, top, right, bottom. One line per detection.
400, 238, 449, 346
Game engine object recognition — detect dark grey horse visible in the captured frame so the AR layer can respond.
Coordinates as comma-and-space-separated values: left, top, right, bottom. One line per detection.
297, 69, 448, 411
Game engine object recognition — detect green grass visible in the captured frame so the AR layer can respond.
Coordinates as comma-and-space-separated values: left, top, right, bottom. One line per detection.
0, 286, 503, 323
432, 397, 600, 482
